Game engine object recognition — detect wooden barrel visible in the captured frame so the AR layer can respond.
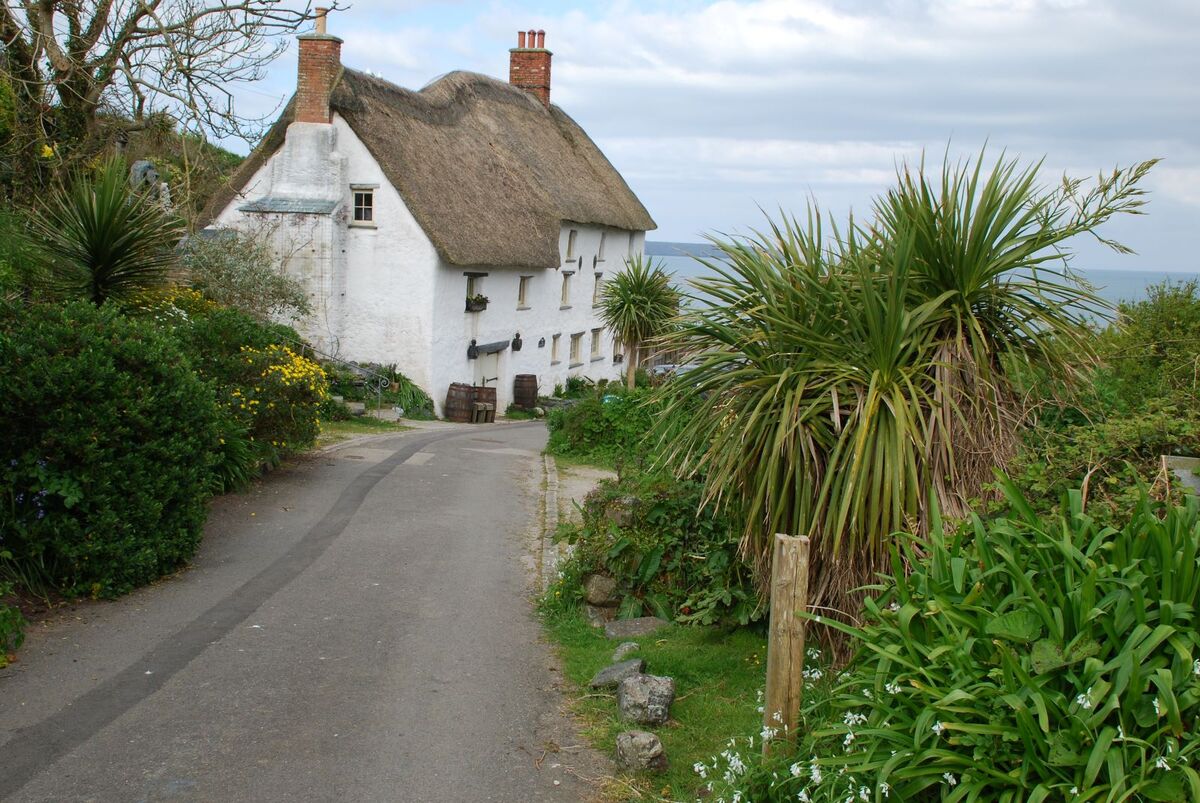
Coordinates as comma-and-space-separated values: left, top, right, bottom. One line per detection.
473, 385, 497, 411
445, 382, 474, 422
513, 374, 538, 409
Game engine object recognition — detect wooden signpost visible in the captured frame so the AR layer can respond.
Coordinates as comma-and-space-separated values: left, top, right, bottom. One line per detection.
762, 533, 810, 756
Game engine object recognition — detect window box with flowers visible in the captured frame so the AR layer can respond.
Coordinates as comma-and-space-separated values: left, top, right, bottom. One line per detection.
465, 294, 489, 312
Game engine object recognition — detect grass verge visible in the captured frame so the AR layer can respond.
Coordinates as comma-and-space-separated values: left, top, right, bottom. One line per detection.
316, 417, 412, 448
541, 606, 766, 801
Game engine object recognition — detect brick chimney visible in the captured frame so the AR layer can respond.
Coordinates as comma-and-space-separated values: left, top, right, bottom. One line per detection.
509, 29, 552, 107
295, 8, 342, 124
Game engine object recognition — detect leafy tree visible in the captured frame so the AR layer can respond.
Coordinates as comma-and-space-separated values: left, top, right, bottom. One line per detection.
598, 255, 680, 389
655, 152, 1157, 617
32, 158, 183, 305
182, 231, 311, 321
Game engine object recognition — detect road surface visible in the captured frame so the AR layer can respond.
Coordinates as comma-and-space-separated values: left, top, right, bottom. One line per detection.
0, 423, 601, 802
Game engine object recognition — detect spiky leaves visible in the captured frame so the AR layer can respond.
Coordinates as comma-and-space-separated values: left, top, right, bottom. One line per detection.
34, 159, 183, 305
599, 255, 681, 388
655, 152, 1157, 619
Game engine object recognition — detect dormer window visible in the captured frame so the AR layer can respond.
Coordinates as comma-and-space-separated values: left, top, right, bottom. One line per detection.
351, 185, 376, 225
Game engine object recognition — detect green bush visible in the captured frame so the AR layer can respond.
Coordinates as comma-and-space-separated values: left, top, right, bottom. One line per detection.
546, 387, 658, 465
140, 292, 328, 487
552, 470, 759, 626
0, 580, 24, 667
323, 362, 434, 419
706, 484, 1200, 801
1101, 280, 1200, 410
0, 301, 220, 597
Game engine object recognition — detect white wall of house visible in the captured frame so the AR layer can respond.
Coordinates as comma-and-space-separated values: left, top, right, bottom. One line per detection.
211, 118, 646, 417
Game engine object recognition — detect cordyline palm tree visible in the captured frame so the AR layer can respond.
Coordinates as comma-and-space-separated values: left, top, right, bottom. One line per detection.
599, 255, 680, 388
654, 151, 1157, 626
32, 159, 182, 305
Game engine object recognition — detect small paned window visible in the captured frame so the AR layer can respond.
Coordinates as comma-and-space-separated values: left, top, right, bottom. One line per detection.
551, 333, 561, 363
566, 229, 578, 261
598, 232, 607, 260
353, 189, 374, 223
590, 328, 603, 358
561, 273, 572, 307
569, 333, 583, 364
593, 272, 603, 305
518, 276, 531, 308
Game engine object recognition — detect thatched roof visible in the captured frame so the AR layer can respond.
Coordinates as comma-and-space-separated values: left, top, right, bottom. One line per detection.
203, 69, 656, 269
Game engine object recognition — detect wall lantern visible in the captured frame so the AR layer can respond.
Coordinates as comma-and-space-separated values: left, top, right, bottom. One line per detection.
467, 339, 479, 360
512, 332, 523, 351
538, 337, 546, 348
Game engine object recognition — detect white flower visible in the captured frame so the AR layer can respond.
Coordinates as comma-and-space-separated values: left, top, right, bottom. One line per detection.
1154, 698, 1162, 716
803, 667, 825, 681
1070, 787, 1078, 795
1193, 658, 1200, 676
862, 688, 873, 699
932, 721, 946, 737
943, 772, 957, 786
843, 731, 857, 749
1156, 756, 1170, 771
880, 782, 890, 798
790, 762, 804, 778
885, 682, 902, 695
1075, 689, 1093, 710
761, 725, 779, 741
1116, 724, 1125, 740
798, 791, 811, 803
858, 787, 870, 801
888, 601, 900, 612
732, 793, 743, 803
807, 647, 822, 660
844, 711, 868, 727
810, 758, 823, 784
773, 710, 783, 723
693, 762, 708, 779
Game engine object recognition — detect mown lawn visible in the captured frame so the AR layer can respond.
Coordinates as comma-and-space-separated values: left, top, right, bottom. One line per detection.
542, 607, 767, 801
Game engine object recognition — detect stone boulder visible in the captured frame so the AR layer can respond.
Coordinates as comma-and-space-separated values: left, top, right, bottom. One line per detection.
584, 573, 620, 607
616, 730, 668, 773
617, 674, 675, 726
612, 641, 639, 662
588, 658, 646, 689
605, 496, 640, 527
604, 616, 670, 640
584, 605, 615, 627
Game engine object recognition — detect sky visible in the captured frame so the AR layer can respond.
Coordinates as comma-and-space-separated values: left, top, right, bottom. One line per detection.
228, 0, 1198, 272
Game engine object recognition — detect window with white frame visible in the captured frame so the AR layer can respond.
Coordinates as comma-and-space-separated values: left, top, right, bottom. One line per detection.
561, 272, 573, 307
598, 232, 607, 260
352, 187, 375, 224
566, 229, 578, 261
593, 272, 603, 305
569, 332, 583, 365
517, 275, 531, 308
551, 333, 561, 363
590, 327, 603, 359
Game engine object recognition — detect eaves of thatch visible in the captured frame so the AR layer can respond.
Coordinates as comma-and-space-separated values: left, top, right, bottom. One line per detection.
202, 69, 656, 270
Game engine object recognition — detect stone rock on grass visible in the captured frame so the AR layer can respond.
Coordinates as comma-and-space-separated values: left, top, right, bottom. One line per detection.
605, 496, 639, 527
604, 616, 669, 640
584, 573, 620, 607
612, 641, 639, 662
617, 674, 675, 726
588, 658, 646, 689
616, 730, 668, 773
584, 605, 615, 627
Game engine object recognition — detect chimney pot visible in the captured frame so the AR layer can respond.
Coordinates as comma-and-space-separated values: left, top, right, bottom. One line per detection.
315, 7, 328, 34
509, 28, 552, 107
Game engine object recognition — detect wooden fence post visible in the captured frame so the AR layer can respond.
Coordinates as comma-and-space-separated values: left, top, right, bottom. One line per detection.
763, 533, 810, 756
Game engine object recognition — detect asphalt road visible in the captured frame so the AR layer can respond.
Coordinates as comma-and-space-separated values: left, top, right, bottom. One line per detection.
0, 423, 599, 802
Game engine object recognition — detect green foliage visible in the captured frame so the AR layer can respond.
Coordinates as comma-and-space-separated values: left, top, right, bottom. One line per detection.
30, 159, 183, 304
657, 152, 1157, 616
0, 301, 220, 598
322, 361, 435, 419
1101, 280, 1200, 410
708, 485, 1200, 801
598, 255, 680, 388
546, 387, 658, 466
181, 232, 311, 321
0, 580, 25, 667
552, 470, 760, 626
1007, 402, 1200, 527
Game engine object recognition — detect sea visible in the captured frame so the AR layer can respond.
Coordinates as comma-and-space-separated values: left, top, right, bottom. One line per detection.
645, 241, 1199, 310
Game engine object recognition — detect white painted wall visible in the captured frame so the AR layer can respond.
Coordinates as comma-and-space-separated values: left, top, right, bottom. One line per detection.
211, 118, 647, 417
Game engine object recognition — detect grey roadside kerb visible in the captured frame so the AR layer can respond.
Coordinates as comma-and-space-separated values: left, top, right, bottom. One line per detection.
541, 453, 561, 592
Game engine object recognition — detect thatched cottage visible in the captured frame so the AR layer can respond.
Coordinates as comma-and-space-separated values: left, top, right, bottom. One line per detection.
202, 13, 656, 415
